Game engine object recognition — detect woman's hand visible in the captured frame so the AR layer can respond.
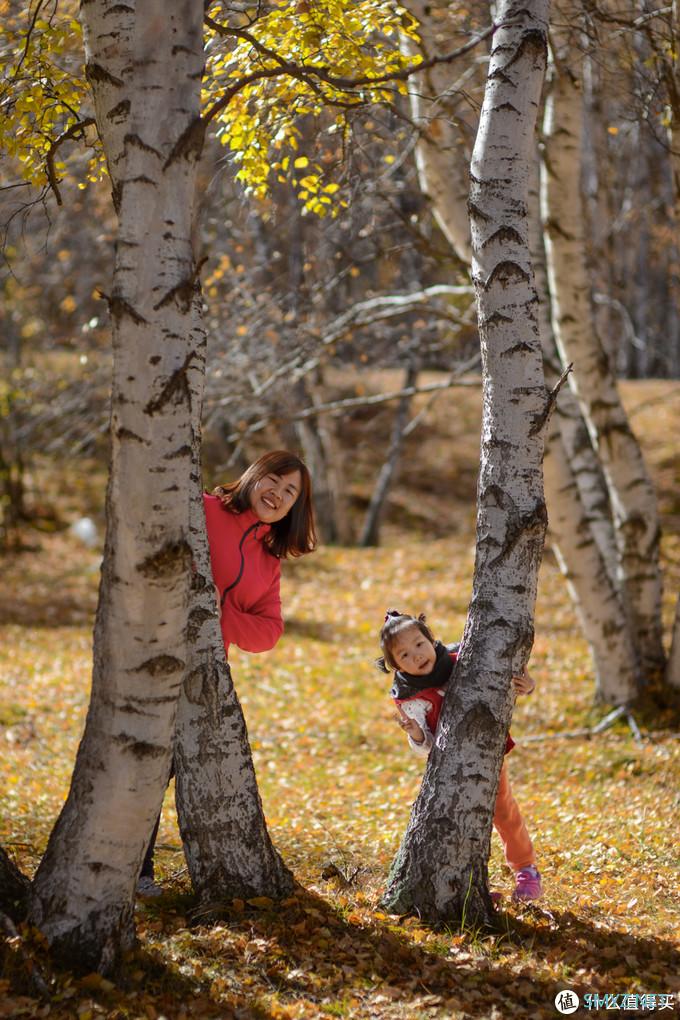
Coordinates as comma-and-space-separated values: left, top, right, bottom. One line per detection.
512, 667, 535, 696
395, 708, 425, 744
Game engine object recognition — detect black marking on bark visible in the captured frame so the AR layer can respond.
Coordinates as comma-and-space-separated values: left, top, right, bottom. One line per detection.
86, 62, 124, 87
188, 606, 214, 642
152, 257, 207, 314
468, 200, 492, 223
149, 355, 161, 365
118, 693, 180, 711
138, 539, 191, 579
487, 501, 548, 568
488, 67, 513, 85
163, 444, 192, 460
113, 734, 166, 758
481, 482, 514, 511
124, 133, 163, 158
493, 101, 520, 115
107, 99, 130, 122
481, 225, 525, 249
128, 175, 155, 186
109, 295, 148, 325
529, 362, 573, 436
596, 418, 635, 440
116, 426, 145, 443
455, 703, 498, 745
87, 860, 116, 873
502, 28, 548, 72
484, 260, 530, 290
500, 340, 534, 356
543, 216, 573, 241
481, 310, 513, 329
130, 654, 184, 676
144, 351, 195, 415
163, 117, 207, 170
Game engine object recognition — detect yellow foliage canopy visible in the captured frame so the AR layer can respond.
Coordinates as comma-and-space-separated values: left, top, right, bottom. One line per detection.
1, 0, 422, 216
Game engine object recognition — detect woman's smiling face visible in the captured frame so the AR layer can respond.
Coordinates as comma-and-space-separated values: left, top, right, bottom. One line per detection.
392, 625, 436, 675
250, 470, 301, 524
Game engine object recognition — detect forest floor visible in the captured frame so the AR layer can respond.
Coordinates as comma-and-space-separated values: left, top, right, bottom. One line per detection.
0, 377, 679, 1020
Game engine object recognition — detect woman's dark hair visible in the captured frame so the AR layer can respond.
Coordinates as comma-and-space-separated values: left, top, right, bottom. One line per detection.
376, 608, 436, 673
212, 450, 316, 559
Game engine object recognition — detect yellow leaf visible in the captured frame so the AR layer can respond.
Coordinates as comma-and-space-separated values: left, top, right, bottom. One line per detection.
293, 156, 309, 169
247, 896, 274, 909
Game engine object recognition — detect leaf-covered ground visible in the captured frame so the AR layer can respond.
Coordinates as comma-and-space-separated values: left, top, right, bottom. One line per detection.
1, 380, 679, 1019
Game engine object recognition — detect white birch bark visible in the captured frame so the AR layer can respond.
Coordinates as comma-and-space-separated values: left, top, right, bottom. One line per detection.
529, 159, 639, 703
530, 149, 619, 583
543, 435, 640, 702
403, 0, 475, 263
174, 310, 293, 903
541, 8, 666, 674
29, 0, 205, 971
382, 0, 550, 925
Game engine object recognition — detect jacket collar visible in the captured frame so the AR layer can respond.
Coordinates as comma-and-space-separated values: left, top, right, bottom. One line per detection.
233, 506, 272, 539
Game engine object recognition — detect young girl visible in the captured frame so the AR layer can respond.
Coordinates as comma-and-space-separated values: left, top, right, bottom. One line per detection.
377, 608, 542, 902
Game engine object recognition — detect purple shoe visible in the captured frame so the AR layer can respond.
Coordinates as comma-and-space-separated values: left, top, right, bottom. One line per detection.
512, 865, 542, 902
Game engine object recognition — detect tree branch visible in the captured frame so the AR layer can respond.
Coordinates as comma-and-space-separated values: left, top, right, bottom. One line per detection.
223, 284, 476, 404
45, 117, 96, 206
222, 358, 481, 443
202, 20, 498, 123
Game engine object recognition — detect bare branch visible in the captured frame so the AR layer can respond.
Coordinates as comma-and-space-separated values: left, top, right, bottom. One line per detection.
248, 285, 475, 398
222, 359, 482, 443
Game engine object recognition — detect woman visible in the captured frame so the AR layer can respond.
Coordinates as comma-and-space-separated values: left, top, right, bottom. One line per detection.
138, 451, 316, 896
206, 450, 316, 655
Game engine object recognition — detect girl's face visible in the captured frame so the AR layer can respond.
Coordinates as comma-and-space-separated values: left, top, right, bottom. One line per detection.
250, 469, 301, 524
391, 626, 436, 675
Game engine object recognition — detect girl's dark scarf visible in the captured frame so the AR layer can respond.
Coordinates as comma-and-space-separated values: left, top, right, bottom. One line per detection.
390, 641, 455, 700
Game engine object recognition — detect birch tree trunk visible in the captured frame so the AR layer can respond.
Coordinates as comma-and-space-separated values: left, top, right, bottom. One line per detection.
381, 0, 549, 925
528, 160, 639, 703
403, 0, 632, 699
403, 0, 475, 263
174, 305, 293, 903
541, 7, 665, 675
29, 0, 205, 971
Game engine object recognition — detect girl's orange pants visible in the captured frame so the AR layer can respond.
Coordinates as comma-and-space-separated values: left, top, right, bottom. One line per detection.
493, 760, 536, 872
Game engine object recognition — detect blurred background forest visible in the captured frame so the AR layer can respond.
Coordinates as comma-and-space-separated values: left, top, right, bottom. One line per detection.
2, 0, 680, 553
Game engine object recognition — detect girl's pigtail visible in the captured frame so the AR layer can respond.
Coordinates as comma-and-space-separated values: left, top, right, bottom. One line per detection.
375, 655, 389, 674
